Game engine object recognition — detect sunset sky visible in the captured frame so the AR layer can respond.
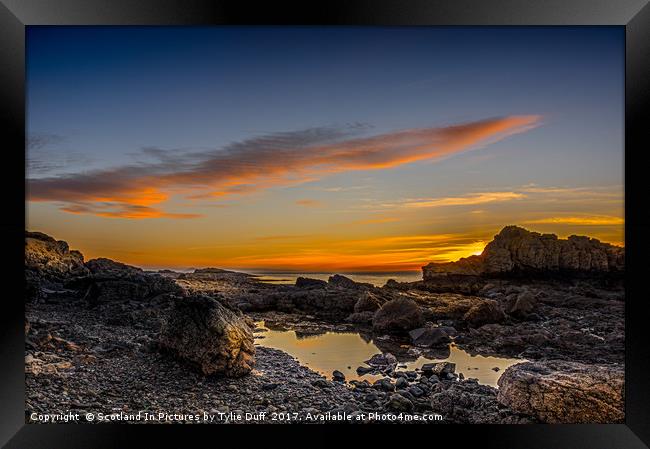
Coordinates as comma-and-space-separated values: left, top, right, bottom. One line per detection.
26, 27, 624, 272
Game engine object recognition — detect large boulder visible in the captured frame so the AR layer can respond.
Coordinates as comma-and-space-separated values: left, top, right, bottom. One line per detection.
497, 360, 624, 423
372, 298, 424, 334
159, 295, 255, 377
462, 299, 505, 327
409, 327, 451, 347
84, 258, 181, 302
423, 226, 624, 280
507, 290, 537, 318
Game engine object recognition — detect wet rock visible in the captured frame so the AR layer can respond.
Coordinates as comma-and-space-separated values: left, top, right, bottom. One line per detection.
350, 380, 371, 389
387, 393, 414, 412
409, 327, 451, 347
332, 370, 346, 382
373, 298, 424, 334
422, 362, 455, 376
462, 299, 505, 327
295, 277, 327, 289
158, 295, 255, 377
366, 353, 397, 367
395, 377, 408, 389
356, 366, 375, 375
373, 378, 395, 392
497, 360, 624, 423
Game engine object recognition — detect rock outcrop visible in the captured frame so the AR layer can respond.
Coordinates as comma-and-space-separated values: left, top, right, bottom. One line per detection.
25, 231, 90, 300
159, 295, 255, 377
423, 226, 624, 280
84, 258, 182, 303
496, 360, 624, 423
372, 298, 424, 334
328, 274, 373, 290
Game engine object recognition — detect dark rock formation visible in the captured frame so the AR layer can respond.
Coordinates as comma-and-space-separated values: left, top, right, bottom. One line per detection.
295, 277, 327, 289
159, 295, 255, 377
462, 299, 505, 327
354, 291, 383, 313
345, 311, 375, 324
409, 327, 451, 347
372, 298, 424, 334
328, 274, 373, 290
507, 290, 537, 318
423, 226, 624, 280
497, 360, 624, 423
430, 379, 535, 423
25, 231, 89, 300
84, 258, 182, 303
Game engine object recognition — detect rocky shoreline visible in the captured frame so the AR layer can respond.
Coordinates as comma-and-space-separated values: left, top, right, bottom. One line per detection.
25, 226, 625, 424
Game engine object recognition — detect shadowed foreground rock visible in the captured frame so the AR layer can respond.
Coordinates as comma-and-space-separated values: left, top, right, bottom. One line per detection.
159, 295, 255, 377
496, 360, 624, 423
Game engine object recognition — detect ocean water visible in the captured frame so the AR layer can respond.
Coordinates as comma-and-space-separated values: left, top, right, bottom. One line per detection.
249, 271, 422, 287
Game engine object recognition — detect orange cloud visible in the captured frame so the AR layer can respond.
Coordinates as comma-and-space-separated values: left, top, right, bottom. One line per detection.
524, 215, 624, 226
352, 217, 400, 225
28, 116, 542, 219
295, 199, 323, 207
401, 191, 526, 209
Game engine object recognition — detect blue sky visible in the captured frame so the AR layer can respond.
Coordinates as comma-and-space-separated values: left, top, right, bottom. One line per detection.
26, 27, 624, 270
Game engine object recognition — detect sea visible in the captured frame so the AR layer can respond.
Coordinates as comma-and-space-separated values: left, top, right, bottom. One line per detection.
248, 271, 422, 287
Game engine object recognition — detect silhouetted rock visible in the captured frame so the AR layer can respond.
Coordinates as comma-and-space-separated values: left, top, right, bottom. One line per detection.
328, 274, 373, 290
295, 277, 328, 289
373, 298, 424, 334
159, 295, 255, 377
423, 226, 624, 280
497, 360, 624, 423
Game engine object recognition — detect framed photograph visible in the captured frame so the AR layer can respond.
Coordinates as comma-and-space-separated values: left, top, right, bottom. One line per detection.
2, 0, 649, 447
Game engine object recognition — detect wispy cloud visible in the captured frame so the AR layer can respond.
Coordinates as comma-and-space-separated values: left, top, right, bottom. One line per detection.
401, 191, 526, 209
524, 215, 624, 226
27, 133, 95, 176
28, 115, 541, 219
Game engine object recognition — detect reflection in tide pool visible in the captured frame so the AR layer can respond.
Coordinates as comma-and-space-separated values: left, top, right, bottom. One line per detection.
254, 321, 524, 387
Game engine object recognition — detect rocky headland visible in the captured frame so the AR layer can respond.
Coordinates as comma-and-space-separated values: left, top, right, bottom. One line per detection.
25, 226, 624, 424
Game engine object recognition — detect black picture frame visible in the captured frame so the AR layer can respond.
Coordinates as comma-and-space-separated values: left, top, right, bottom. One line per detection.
1, 1, 648, 447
